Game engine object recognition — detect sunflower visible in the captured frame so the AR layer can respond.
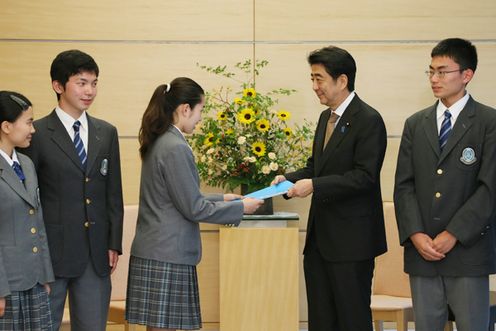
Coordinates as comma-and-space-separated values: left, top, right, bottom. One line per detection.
217, 111, 227, 121
234, 97, 243, 105
238, 108, 256, 124
243, 88, 257, 98
256, 119, 270, 132
283, 127, 292, 137
277, 110, 291, 121
251, 141, 266, 157
225, 128, 234, 135
203, 133, 215, 146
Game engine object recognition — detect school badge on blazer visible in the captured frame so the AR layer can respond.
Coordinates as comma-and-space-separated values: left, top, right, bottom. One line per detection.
460, 147, 477, 165
100, 158, 108, 176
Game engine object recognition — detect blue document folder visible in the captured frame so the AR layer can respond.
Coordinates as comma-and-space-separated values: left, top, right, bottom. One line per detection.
243, 180, 294, 200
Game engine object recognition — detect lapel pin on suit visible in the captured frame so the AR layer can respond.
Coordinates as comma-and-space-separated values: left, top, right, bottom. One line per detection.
340, 122, 350, 133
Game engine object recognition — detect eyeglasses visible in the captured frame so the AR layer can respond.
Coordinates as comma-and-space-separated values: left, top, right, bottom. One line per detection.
425, 69, 465, 79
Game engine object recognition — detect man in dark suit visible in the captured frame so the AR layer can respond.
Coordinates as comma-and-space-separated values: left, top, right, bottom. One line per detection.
273, 46, 387, 331
394, 38, 496, 331
23, 50, 123, 331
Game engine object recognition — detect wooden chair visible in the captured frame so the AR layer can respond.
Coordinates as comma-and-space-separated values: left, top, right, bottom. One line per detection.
444, 291, 496, 331
371, 202, 414, 331
107, 205, 139, 331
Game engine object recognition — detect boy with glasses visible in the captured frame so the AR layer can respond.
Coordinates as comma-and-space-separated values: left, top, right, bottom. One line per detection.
394, 38, 496, 331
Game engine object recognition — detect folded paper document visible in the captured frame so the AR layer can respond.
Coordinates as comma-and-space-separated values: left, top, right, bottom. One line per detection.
244, 180, 294, 200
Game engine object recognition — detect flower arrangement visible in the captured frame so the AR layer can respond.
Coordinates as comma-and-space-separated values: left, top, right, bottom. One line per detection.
189, 59, 314, 193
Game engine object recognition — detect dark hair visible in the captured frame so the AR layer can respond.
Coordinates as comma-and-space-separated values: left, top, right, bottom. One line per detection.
50, 49, 99, 100
139, 77, 204, 159
0, 91, 32, 124
308, 46, 357, 91
431, 38, 478, 72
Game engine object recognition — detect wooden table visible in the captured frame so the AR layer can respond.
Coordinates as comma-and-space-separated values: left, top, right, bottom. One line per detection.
219, 213, 300, 331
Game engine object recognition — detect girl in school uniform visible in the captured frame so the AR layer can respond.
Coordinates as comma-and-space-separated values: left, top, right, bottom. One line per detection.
125, 77, 263, 331
0, 91, 54, 331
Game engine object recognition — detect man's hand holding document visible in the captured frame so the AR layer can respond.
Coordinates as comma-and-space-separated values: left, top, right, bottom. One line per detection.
271, 175, 314, 198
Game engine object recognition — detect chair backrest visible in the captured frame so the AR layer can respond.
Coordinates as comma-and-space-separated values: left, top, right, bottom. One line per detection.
110, 205, 139, 301
373, 202, 411, 298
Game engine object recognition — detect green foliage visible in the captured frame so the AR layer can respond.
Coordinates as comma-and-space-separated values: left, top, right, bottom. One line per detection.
189, 60, 314, 193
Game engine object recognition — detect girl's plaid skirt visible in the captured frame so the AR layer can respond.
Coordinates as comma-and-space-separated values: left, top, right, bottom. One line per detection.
0, 283, 53, 331
125, 255, 202, 330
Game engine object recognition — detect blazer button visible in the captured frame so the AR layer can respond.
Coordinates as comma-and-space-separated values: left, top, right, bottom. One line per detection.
85, 177, 90, 183
32, 247, 38, 253
435, 192, 442, 198
84, 221, 90, 228
86, 198, 91, 205
437, 169, 443, 175
29, 209, 35, 215
31, 227, 37, 234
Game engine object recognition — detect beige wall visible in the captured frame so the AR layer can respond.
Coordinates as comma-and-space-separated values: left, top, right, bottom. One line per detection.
2, 0, 495, 326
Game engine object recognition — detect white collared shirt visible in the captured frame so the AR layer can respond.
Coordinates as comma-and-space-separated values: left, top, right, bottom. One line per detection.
332, 91, 356, 127
436, 93, 470, 134
0, 148, 20, 167
55, 107, 89, 153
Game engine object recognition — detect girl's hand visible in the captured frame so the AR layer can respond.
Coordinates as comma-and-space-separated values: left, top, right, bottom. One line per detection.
224, 194, 243, 201
242, 198, 264, 214
0, 297, 5, 317
44, 283, 51, 295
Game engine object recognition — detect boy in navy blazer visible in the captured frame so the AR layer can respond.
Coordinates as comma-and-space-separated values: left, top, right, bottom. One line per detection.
394, 38, 496, 331
23, 50, 124, 331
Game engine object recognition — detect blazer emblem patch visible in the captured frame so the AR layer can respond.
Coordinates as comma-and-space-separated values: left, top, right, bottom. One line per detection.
460, 147, 477, 165
100, 159, 109, 176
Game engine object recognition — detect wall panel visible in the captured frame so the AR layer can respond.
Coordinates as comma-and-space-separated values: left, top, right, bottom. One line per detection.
254, 44, 496, 137
255, 0, 496, 41
120, 138, 141, 204
0, 0, 253, 41
382, 138, 400, 202
0, 42, 254, 136
1, 0, 495, 327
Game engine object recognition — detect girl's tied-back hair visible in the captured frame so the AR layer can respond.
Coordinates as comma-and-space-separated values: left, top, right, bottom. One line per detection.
139, 77, 204, 159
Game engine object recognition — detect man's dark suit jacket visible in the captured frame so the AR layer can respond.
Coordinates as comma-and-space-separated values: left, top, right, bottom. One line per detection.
23, 110, 124, 278
285, 95, 387, 262
394, 97, 496, 277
